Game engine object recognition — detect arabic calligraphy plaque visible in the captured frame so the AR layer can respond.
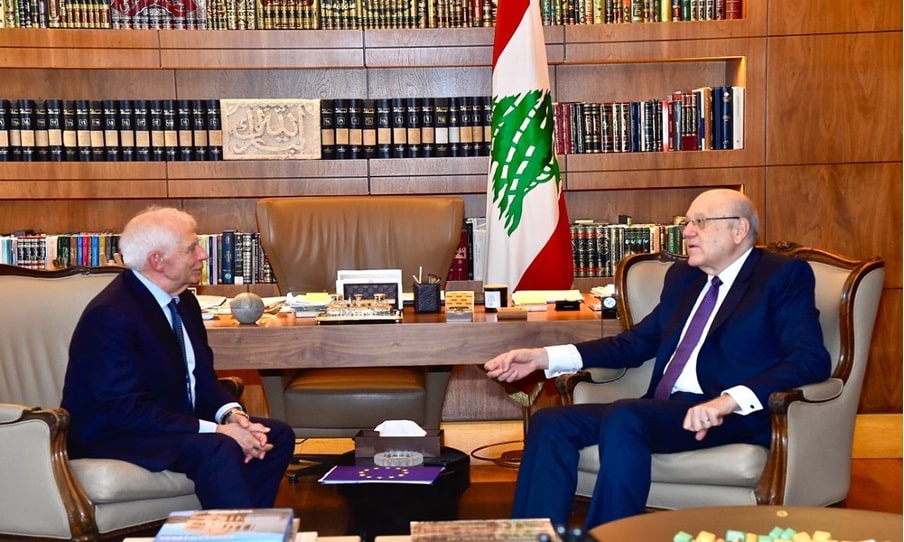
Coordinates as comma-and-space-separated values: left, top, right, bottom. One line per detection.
221, 98, 322, 160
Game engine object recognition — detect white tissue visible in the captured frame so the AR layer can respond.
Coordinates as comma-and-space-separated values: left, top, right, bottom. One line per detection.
374, 419, 427, 437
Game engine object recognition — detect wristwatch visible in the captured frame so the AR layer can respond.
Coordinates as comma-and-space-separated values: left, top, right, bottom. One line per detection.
222, 407, 250, 424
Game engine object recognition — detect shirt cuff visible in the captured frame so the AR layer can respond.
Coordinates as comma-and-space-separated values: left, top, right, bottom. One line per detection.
199, 420, 217, 433
723, 386, 762, 415
543, 344, 584, 378
215, 402, 243, 424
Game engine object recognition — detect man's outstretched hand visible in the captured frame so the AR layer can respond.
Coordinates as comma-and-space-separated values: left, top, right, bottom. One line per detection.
484, 348, 549, 383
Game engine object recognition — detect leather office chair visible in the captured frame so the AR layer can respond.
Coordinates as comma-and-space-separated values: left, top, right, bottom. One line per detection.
255, 196, 465, 438
0, 264, 242, 541
557, 242, 885, 510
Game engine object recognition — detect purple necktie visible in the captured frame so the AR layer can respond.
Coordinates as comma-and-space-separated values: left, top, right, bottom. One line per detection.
654, 276, 722, 400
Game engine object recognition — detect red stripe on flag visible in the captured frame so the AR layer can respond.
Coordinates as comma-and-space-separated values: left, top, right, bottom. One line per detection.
492, 0, 530, 67
514, 191, 574, 291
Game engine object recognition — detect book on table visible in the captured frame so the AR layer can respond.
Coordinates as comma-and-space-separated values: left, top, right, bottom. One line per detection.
409, 518, 559, 541
154, 508, 296, 542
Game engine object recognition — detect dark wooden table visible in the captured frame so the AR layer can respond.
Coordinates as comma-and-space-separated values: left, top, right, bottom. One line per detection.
206, 302, 611, 370
589, 506, 903, 542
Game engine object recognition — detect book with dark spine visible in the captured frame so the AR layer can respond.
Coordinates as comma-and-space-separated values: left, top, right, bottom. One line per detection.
390, 97, 406, 158
149, 99, 165, 161
19, 99, 36, 161
405, 97, 421, 158
481, 95, 492, 156
191, 99, 208, 161
75, 99, 92, 161
333, 98, 349, 160
713, 85, 732, 150
7, 100, 22, 161
221, 230, 236, 285
375, 98, 391, 159
206, 99, 223, 161
62, 99, 79, 161
102, 99, 120, 161
118, 99, 135, 162
320, 98, 336, 159
433, 97, 449, 157
420, 97, 435, 158
176, 99, 193, 161
132, 99, 151, 161
362, 98, 377, 159
0, 99, 8, 162
33, 99, 50, 161
88, 100, 105, 161
162, 99, 178, 161
347, 98, 363, 159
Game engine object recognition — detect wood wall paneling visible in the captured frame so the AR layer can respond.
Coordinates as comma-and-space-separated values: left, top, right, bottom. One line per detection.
765, 32, 902, 165
0, 68, 176, 99
765, 163, 902, 287
0, 199, 173, 233
174, 69, 369, 100
767, 0, 902, 35
858, 291, 903, 414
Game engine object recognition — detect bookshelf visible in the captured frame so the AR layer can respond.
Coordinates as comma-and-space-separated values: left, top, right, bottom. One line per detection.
0, 1, 900, 419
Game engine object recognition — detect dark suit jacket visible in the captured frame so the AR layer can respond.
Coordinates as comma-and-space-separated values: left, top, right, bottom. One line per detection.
62, 270, 236, 471
575, 248, 832, 411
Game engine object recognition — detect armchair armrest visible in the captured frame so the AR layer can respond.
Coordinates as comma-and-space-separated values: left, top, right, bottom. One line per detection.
0, 404, 96, 540
556, 371, 595, 406
755, 378, 849, 506
218, 376, 245, 400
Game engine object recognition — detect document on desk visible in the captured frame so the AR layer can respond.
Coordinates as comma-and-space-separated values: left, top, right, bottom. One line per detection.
511, 290, 583, 311
318, 465, 444, 485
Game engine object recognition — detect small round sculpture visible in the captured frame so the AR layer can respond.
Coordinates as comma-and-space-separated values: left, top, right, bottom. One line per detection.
230, 292, 265, 325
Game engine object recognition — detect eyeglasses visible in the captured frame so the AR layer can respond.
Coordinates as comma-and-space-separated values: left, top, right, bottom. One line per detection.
677, 216, 741, 232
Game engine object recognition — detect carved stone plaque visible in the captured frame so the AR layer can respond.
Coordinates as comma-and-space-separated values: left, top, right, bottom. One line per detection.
221, 99, 321, 160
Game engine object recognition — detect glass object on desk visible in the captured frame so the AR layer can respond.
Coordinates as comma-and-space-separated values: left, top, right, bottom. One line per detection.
372, 292, 392, 316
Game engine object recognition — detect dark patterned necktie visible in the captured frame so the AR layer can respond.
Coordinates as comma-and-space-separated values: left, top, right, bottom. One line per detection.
654, 276, 723, 400
167, 299, 193, 406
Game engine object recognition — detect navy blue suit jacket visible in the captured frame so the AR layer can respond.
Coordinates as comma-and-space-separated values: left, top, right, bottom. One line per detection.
62, 270, 236, 471
575, 248, 831, 413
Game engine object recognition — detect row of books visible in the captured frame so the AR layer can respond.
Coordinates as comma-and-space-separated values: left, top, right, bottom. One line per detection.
1, 218, 683, 283
1, 0, 741, 29
0, 98, 222, 162
553, 86, 745, 155
0, 232, 121, 269
571, 221, 685, 278
544, 0, 742, 26
320, 96, 491, 160
0, 230, 277, 286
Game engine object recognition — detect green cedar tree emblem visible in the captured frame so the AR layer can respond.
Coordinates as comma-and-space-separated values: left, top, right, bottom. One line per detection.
489, 89, 561, 236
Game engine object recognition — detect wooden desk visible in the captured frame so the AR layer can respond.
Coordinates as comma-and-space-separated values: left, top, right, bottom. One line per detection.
206, 304, 613, 371
589, 506, 903, 541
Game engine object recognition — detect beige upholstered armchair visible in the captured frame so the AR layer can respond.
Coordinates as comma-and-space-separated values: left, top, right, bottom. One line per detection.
0, 265, 242, 541
557, 243, 885, 510
255, 196, 465, 438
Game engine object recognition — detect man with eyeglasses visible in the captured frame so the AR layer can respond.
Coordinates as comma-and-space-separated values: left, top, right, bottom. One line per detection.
484, 188, 831, 529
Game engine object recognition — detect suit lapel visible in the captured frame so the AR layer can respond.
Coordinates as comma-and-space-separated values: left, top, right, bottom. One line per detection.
709, 248, 762, 333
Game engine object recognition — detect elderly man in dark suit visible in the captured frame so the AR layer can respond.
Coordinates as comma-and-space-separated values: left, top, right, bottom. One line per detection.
484, 188, 831, 529
62, 206, 293, 509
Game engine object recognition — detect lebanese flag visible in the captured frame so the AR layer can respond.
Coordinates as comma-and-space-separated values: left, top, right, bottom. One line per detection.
484, 0, 573, 292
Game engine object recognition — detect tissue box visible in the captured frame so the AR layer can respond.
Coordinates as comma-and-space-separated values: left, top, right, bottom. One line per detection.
354, 429, 443, 458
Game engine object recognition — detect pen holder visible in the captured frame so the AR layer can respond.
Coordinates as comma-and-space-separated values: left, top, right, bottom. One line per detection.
413, 282, 441, 313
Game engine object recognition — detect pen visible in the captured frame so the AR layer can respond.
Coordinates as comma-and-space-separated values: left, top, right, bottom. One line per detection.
412, 274, 420, 284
